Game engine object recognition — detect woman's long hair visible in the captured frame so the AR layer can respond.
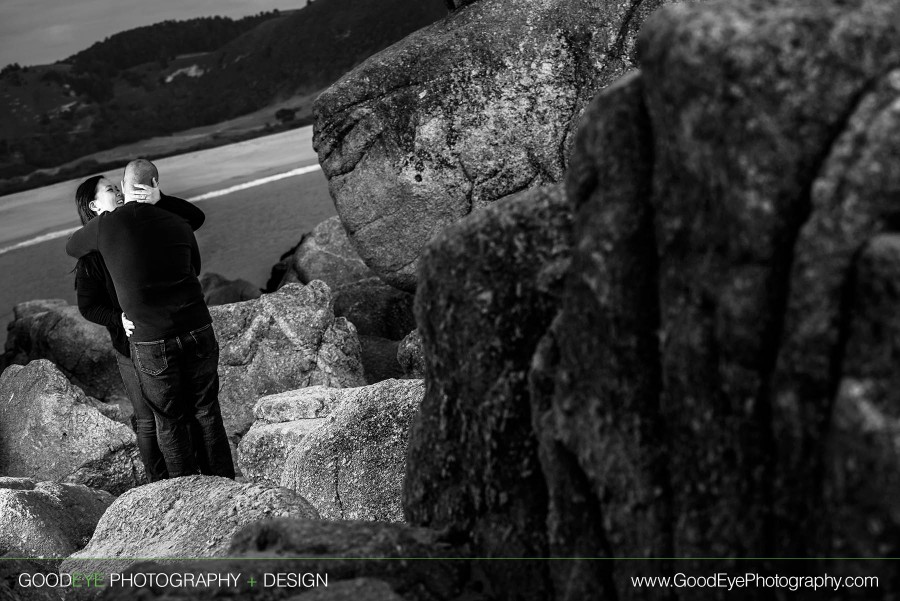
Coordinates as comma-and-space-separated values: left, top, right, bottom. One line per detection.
74, 175, 104, 284
75, 175, 103, 226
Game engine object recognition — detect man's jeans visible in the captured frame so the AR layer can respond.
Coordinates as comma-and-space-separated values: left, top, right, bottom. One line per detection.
115, 351, 168, 481
130, 323, 234, 479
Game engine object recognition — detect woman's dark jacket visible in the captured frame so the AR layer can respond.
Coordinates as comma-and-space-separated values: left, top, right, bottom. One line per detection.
75, 194, 205, 357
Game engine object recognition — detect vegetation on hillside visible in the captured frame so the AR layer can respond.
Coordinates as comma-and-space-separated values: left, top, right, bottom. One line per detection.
0, 0, 447, 190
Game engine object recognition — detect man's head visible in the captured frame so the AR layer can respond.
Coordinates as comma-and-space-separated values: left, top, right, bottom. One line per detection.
122, 159, 159, 202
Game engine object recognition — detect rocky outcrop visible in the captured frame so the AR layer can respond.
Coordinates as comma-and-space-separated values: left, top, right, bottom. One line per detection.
825, 235, 900, 589
61, 476, 318, 577
0, 361, 144, 495
397, 329, 425, 379
281, 379, 425, 521
387, 0, 900, 598
84, 519, 471, 600
0, 479, 113, 558
200, 272, 261, 306
404, 185, 571, 599
2, 300, 124, 404
237, 386, 342, 486
314, 0, 679, 290
210, 282, 366, 442
277, 216, 375, 289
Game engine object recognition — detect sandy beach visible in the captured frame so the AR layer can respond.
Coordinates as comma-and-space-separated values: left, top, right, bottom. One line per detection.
0, 127, 335, 347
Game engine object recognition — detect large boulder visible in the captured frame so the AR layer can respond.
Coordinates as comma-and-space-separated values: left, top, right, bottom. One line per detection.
237, 386, 342, 486
85, 519, 472, 601
278, 216, 375, 289
200, 272, 261, 306
824, 235, 900, 590
3, 300, 124, 404
0, 361, 145, 495
522, 0, 900, 597
404, 185, 571, 600
280, 379, 425, 521
314, 0, 681, 290
210, 281, 366, 442
61, 476, 319, 578
0, 479, 114, 558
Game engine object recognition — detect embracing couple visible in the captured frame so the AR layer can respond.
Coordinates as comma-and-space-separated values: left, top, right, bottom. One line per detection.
66, 159, 234, 481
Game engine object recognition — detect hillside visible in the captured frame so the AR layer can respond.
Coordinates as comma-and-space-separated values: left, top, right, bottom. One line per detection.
0, 0, 447, 192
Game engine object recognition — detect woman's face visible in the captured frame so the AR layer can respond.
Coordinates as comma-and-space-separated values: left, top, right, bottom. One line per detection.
90, 178, 124, 214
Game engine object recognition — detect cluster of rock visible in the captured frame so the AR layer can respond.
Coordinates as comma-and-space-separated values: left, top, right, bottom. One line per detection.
0, 361, 145, 495
402, 0, 900, 599
266, 216, 417, 382
208, 281, 366, 445
238, 380, 424, 522
2, 300, 126, 405
4, 0, 899, 599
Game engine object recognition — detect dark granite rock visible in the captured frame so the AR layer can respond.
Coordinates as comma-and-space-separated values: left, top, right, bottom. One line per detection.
359, 335, 404, 384
91, 519, 474, 600
404, 185, 572, 600
333, 278, 416, 340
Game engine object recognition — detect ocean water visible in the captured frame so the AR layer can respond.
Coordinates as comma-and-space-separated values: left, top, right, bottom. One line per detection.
0, 170, 336, 349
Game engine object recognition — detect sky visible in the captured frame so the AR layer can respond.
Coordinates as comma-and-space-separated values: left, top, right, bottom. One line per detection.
0, 0, 305, 67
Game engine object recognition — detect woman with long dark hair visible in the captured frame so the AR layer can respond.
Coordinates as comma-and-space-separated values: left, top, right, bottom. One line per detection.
73, 174, 205, 481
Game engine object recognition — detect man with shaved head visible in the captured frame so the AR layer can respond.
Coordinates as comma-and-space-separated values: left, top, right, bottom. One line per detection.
123, 158, 159, 188
66, 158, 234, 479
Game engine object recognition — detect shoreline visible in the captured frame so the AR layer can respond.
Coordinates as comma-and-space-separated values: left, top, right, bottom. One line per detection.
0, 127, 319, 249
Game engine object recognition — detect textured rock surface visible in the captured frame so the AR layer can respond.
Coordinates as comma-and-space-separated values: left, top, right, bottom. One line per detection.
0, 360, 144, 495
0, 480, 113, 558
210, 282, 366, 441
405, 185, 571, 599
238, 386, 340, 486
2, 300, 124, 403
0, 557, 62, 601
253, 386, 346, 422
278, 216, 375, 288
397, 329, 425, 379
824, 235, 900, 590
200, 272, 261, 306
333, 278, 416, 340
514, 1, 900, 598
239, 420, 324, 487
314, 0, 679, 290
61, 476, 319, 577
87, 519, 471, 600
281, 379, 424, 521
